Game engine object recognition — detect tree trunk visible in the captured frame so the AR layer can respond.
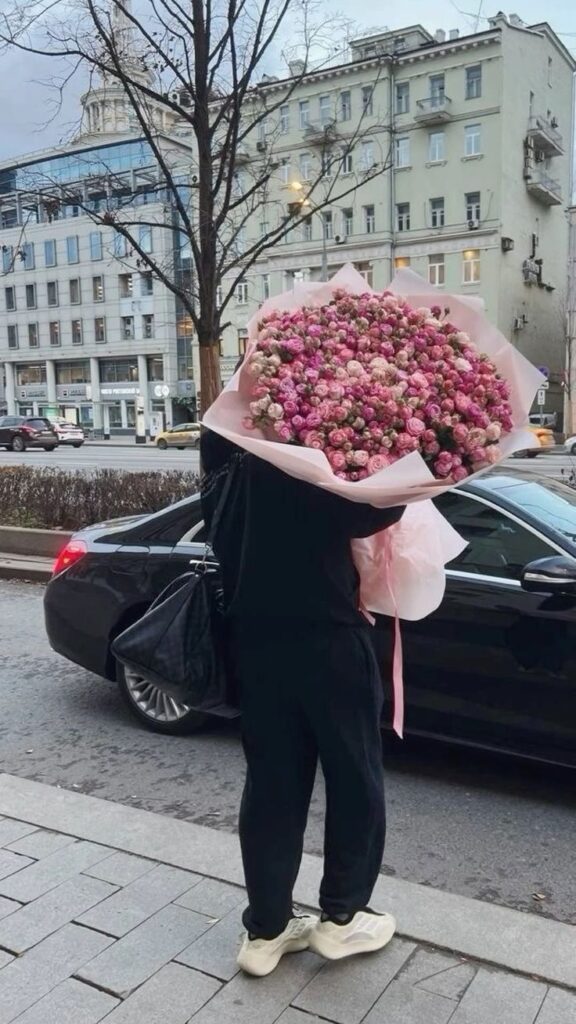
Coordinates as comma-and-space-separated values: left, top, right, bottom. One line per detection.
199, 342, 222, 415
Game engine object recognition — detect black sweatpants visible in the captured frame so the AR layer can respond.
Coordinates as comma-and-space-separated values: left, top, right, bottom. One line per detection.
230, 620, 386, 940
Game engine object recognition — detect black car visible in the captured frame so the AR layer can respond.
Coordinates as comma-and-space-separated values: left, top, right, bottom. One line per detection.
44, 467, 576, 768
0, 415, 58, 452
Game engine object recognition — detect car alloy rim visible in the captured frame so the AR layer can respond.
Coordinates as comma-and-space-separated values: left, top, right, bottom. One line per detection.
124, 668, 192, 722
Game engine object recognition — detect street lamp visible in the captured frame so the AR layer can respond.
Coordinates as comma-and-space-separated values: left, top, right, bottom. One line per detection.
288, 181, 328, 280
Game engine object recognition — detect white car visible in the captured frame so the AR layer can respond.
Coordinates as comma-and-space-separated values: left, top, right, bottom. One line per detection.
563, 436, 576, 456
50, 419, 85, 448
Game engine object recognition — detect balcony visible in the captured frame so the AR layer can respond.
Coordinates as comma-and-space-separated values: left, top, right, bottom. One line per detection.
414, 95, 453, 124
526, 172, 563, 206
303, 119, 340, 144
527, 115, 563, 157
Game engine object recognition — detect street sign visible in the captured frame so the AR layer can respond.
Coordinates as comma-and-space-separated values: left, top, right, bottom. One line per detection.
537, 388, 547, 406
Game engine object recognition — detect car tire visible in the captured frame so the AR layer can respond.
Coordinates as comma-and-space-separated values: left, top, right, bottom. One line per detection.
43, 446, 56, 452
116, 662, 209, 735
527, 450, 538, 459
570, 444, 576, 456
11, 435, 25, 453
157, 438, 168, 450
177, 446, 185, 450
73, 442, 83, 448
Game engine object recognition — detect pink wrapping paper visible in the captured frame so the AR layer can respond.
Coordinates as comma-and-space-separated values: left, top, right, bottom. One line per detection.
203, 265, 543, 734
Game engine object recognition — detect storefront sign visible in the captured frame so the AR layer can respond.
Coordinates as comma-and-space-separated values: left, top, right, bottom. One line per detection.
153, 383, 171, 398
18, 387, 47, 400
100, 385, 141, 398
56, 384, 88, 399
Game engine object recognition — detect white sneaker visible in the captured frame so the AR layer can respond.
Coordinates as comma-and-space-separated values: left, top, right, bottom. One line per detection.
237, 914, 318, 977
309, 909, 396, 961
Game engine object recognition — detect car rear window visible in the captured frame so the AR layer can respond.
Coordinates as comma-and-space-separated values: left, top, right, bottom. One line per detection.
26, 418, 52, 429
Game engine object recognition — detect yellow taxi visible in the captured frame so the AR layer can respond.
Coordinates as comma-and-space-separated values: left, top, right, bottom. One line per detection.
525, 424, 555, 457
155, 423, 201, 450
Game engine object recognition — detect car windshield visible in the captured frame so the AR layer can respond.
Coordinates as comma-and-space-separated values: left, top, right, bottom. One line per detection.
492, 478, 576, 543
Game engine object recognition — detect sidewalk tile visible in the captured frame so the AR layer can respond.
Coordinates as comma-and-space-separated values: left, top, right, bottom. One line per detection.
77, 904, 213, 997
0, 895, 21, 921
276, 1012, 325, 1024
0, 850, 33, 881
0, 922, 113, 1024
0, 874, 117, 953
174, 878, 244, 919
7, 829, 77, 859
96, 962, 220, 1023
7, 977, 119, 1024
190, 950, 325, 1024
0, 820, 38, 847
294, 937, 415, 1024
536, 986, 576, 1024
448, 968, 547, 1024
77, 864, 203, 937
0, 841, 112, 902
175, 908, 243, 981
417, 960, 476, 1001
83, 852, 157, 887
363, 948, 468, 1024
0, 951, 14, 969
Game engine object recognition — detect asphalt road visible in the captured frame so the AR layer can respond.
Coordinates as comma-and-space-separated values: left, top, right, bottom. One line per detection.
1, 580, 575, 926
0, 444, 200, 474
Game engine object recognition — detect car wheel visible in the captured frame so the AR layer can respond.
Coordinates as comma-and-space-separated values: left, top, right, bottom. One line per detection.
43, 446, 57, 452
116, 662, 209, 735
570, 444, 576, 456
527, 450, 538, 459
12, 435, 25, 453
177, 445, 185, 450
156, 438, 168, 450
73, 442, 83, 448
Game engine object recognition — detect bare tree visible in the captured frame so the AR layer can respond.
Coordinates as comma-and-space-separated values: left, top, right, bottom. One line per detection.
0, 0, 394, 411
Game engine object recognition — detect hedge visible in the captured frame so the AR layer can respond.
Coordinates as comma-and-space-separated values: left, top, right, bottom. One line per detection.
0, 466, 200, 531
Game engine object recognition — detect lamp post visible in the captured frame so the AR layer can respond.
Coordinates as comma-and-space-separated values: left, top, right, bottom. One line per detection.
288, 181, 329, 281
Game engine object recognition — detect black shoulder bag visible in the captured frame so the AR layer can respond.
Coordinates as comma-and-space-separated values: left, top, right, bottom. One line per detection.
112, 455, 244, 718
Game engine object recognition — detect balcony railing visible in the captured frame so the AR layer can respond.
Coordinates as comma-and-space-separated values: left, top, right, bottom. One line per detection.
303, 119, 339, 143
526, 172, 562, 206
527, 115, 563, 156
414, 95, 453, 124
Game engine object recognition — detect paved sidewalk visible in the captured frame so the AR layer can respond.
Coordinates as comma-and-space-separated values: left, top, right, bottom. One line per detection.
0, 775, 574, 1024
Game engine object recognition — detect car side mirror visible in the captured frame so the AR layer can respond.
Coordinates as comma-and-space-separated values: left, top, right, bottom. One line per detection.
521, 556, 576, 595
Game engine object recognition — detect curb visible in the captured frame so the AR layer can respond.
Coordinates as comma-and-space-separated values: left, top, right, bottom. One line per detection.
0, 774, 574, 991
0, 555, 52, 582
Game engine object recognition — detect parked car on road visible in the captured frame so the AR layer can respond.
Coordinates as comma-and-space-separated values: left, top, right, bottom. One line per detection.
561, 435, 576, 456
155, 423, 201, 450
0, 415, 58, 452
44, 467, 576, 768
515, 424, 555, 458
49, 418, 85, 448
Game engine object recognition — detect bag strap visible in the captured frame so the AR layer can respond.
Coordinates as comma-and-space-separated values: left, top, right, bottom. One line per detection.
204, 452, 245, 558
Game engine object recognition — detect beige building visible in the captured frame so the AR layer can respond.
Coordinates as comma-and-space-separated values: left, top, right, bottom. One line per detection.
222, 14, 575, 424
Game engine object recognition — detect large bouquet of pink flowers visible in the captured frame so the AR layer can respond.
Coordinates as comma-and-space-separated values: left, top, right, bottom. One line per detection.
245, 290, 513, 483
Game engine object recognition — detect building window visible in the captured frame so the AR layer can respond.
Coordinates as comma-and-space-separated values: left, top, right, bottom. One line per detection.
7, 325, 18, 350
94, 316, 107, 343
71, 319, 83, 346
114, 233, 128, 258
364, 205, 376, 234
430, 197, 445, 228
143, 314, 155, 338
139, 225, 153, 253
299, 152, 312, 180
66, 235, 79, 264
238, 328, 249, 355
465, 191, 481, 222
360, 140, 375, 171
319, 94, 332, 125
69, 278, 81, 304
322, 211, 334, 240
49, 321, 61, 347
28, 323, 39, 348
429, 74, 445, 105
396, 202, 410, 231
262, 273, 270, 300
47, 281, 59, 307
259, 220, 269, 239
100, 358, 138, 383
17, 363, 46, 385
25, 283, 37, 309
429, 131, 445, 162
280, 160, 291, 185
147, 356, 164, 381
236, 280, 248, 304
299, 99, 310, 129
2, 246, 13, 274
320, 151, 333, 178
56, 360, 90, 384
279, 103, 290, 133
548, 56, 552, 87
463, 248, 481, 283
464, 124, 482, 156
355, 261, 373, 288
92, 276, 104, 302
119, 273, 133, 298
215, 285, 223, 307
5, 286, 15, 311
394, 256, 411, 269
22, 242, 35, 269
395, 81, 410, 114
44, 239, 57, 267
343, 208, 353, 235
395, 136, 410, 167
362, 85, 374, 116
466, 65, 482, 100
428, 254, 445, 287
121, 315, 135, 339
340, 90, 352, 121
140, 272, 154, 296
302, 217, 313, 242
89, 231, 103, 260
341, 147, 353, 174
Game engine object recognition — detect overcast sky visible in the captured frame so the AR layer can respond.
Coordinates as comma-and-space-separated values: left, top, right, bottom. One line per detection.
0, 1, 575, 163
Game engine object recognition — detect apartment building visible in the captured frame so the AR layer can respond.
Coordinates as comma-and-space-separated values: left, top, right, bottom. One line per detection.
222, 14, 575, 422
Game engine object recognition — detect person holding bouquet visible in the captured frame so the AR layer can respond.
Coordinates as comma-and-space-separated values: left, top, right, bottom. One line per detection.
201, 426, 404, 977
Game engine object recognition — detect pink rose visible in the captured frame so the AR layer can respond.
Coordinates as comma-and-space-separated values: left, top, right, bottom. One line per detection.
486, 423, 502, 442
303, 431, 324, 450
367, 454, 390, 475
452, 423, 469, 445
351, 450, 369, 467
328, 428, 347, 447
328, 450, 347, 471
406, 417, 426, 437
273, 422, 293, 442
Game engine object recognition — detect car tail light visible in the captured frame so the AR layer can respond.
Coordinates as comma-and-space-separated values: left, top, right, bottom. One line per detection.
21, 425, 38, 435
52, 540, 88, 576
